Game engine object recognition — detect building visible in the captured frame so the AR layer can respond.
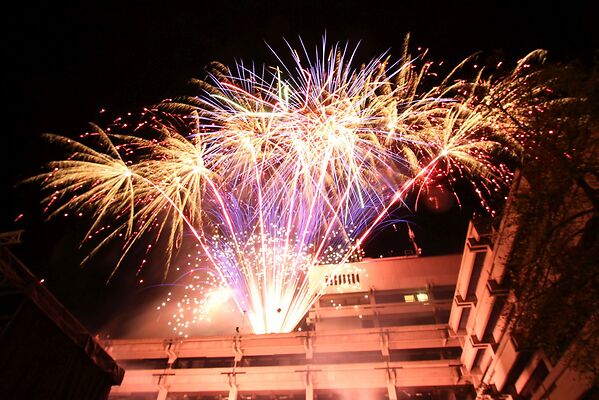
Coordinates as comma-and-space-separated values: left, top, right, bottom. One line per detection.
106, 252, 470, 400
451, 217, 595, 400
103, 205, 596, 399
0, 231, 124, 400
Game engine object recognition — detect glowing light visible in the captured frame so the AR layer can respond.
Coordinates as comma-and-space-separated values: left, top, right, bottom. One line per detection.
416, 293, 429, 302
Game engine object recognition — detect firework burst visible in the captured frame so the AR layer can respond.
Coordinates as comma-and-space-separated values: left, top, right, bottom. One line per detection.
30, 39, 521, 334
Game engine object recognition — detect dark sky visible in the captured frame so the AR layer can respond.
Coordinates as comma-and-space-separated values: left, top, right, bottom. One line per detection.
2, 1, 596, 335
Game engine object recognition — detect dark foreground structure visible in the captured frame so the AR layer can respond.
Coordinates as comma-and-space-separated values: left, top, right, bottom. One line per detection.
0, 231, 123, 400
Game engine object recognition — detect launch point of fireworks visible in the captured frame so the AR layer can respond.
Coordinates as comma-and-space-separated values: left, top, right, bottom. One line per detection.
30, 38, 529, 334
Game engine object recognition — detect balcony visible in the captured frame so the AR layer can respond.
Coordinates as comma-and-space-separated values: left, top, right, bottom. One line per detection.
486, 279, 509, 297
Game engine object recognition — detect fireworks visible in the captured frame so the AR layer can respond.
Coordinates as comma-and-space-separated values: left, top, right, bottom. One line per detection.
31, 39, 523, 334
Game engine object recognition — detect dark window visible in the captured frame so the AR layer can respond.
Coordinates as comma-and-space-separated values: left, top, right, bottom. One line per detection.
458, 307, 471, 331
442, 347, 463, 359
239, 354, 306, 367
483, 296, 507, 340
375, 292, 406, 304
466, 252, 486, 300
379, 312, 436, 327
312, 351, 382, 364
502, 351, 534, 397
389, 347, 461, 362
318, 293, 369, 308
315, 390, 385, 399
173, 357, 234, 369
375, 288, 427, 304
436, 308, 451, 323
520, 361, 549, 399
341, 295, 368, 306
119, 358, 169, 370
472, 348, 485, 371
431, 285, 456, 300
319, 298, 335, 308
361, 318, 375, 328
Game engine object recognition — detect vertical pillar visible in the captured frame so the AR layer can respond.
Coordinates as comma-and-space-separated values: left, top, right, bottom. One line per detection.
386, 368, 397, 400
229, 334, 241, 400
157, 386, 168, 400
228, 383, 238, 400
156, 372, 169, 400
228, 372, 238, 400
304, 333, 313, 360
380, 331, 390, 358
387, 383, 398, 400
305, 371, 314, 400
233, 334, 243, 362
165, 339, 179, 366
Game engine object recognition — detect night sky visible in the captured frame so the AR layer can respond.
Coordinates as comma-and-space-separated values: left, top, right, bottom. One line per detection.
2, 2, 596, 336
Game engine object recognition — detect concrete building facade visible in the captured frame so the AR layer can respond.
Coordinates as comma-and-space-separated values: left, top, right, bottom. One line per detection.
104, 211, 595, 399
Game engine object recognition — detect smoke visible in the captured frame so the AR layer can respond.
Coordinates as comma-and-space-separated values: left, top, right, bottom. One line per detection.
96, 284, 244, 339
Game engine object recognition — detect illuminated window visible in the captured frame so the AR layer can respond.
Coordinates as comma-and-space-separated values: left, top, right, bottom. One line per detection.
416, 293, 429, 302
404, 294, 415, 302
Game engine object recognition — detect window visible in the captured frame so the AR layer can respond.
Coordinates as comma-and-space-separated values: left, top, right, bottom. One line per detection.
118, 358, 168, 370
483, 296, 507, 341
375, 289, 429, 304
458, 307, 471, 331
520, 361, 549, 399
239, 354, 306, 367
431, 285, 456, 300
312, 351, 382, 364
173, 357, 234, 369
361, 317, 375, 328
472, 348, 485, 371
436, 309, 451, 323
466, 252, 486, 300
389, 347, 461, 362
379, 312, 436, 327
318, 293, 370, 308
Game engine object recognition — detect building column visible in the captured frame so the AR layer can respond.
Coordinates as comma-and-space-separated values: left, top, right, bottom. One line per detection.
157, 386, 168, 400
164, 338, 179, 366
228, 371, 238, 400
228, 384, 238, 400
304, 333, 313, 360
233, 334, 243, 362
305, 373, 314, 400
156, 370, 171, 400
386, 368, 397, 400
380, 331, 390, 358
